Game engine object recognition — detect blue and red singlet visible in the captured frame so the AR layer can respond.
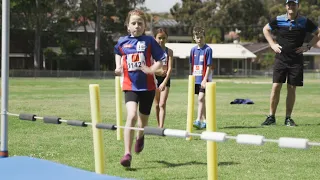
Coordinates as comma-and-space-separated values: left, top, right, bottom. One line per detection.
114, 35, 166, 91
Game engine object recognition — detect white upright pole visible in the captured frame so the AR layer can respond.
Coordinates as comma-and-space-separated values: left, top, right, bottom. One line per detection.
0, 0, 10, 158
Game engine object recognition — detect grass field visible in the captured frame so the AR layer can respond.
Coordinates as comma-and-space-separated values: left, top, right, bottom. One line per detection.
5, 77, 320, 180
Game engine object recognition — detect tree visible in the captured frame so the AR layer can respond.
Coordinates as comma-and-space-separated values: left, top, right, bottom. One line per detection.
169, 0, 266, 42
95, 0, 102, 72
9, 0, 147, 71
170, 0, 204, 35
11, 0, 71, 69
100, 0, 147, 70
264, 0, 320, 22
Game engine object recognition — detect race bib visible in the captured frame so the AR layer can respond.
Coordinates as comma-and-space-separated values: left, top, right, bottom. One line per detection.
136, 41, 146, 52
199, 55, 204, 62
193, 65, 203, 76
162, 52, 168, 65
162, 52, 168, 70
126, 53, 146, 71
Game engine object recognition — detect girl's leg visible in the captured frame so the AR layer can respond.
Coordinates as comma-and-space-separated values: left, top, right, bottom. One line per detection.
154, 89, 161, 127
120, 100, 138, 167
135, 90, 155, 153
158, 87, 170, 128
134, 113, 149, 154
124, 101, 138, 155
137, 113, 149, 139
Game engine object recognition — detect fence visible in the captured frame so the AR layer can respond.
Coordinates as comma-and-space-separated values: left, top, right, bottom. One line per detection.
2, 69, 320, 79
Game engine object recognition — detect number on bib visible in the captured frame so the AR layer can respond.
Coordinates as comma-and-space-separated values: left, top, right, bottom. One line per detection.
193, 65, 203, 76
127, 53, 146, 71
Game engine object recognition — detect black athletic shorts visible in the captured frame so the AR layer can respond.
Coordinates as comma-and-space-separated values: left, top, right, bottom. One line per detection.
124, 90, 155, 115
194, 84, 205, 95
273, 59, 304, 86
156, 75, 171, 87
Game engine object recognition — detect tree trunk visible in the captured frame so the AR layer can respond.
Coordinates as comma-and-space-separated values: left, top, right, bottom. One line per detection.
220, 27, 225, 43
94, 0, 101, 74
34, 0, 41, 70
82, 17, 90, 68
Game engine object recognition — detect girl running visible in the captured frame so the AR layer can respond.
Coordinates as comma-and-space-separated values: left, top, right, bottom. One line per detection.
114, 10, 166, 168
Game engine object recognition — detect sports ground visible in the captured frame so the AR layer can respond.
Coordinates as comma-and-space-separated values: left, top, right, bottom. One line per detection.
7, 77, 320, 180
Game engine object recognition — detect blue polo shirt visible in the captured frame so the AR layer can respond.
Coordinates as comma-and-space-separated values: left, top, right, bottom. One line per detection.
189, 44, 213, 84
268, 14, 318, 63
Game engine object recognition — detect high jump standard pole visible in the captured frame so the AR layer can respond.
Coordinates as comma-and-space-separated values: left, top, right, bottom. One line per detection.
0, 0, 10, 158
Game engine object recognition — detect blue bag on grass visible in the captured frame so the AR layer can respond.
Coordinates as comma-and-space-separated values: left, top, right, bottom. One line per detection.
230, 99, 254, 104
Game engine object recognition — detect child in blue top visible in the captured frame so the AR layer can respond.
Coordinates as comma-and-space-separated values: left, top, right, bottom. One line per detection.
189, 27, 213, 129
114, 9, 166, 168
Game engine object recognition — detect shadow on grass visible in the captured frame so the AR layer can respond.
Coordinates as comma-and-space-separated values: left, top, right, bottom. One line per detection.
125, 161, 240, 173
218, 161, 240, 166
124, 167, 137, 171
155, 160, 239, 167
221, 126, 263, 129
297, 123, 320, 126
174, 176, 207, 180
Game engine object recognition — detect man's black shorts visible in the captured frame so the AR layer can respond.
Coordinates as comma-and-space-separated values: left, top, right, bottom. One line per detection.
273, 59, 304, 86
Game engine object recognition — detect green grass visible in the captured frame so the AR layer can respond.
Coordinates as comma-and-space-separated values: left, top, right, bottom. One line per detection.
5, 77, 320, 180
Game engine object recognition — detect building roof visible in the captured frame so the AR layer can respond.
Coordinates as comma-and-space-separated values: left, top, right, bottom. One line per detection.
165, 43, 257, 59
242, 43, 270, 53
304, 47, 320, 56
242, 42, 320, 56
153, 19, 179, 28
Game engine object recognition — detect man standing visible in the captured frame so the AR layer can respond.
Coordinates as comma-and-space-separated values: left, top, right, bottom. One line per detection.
261, 0, 320, 126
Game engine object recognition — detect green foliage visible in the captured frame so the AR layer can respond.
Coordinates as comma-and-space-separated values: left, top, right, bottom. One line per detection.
260, 52, 275, 68
205, 29, 221, 43
170, 0, 320, 42
8, 0, 146, 70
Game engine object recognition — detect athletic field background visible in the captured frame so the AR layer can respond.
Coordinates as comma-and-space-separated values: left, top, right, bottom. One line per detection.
6, 77, 320, 180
